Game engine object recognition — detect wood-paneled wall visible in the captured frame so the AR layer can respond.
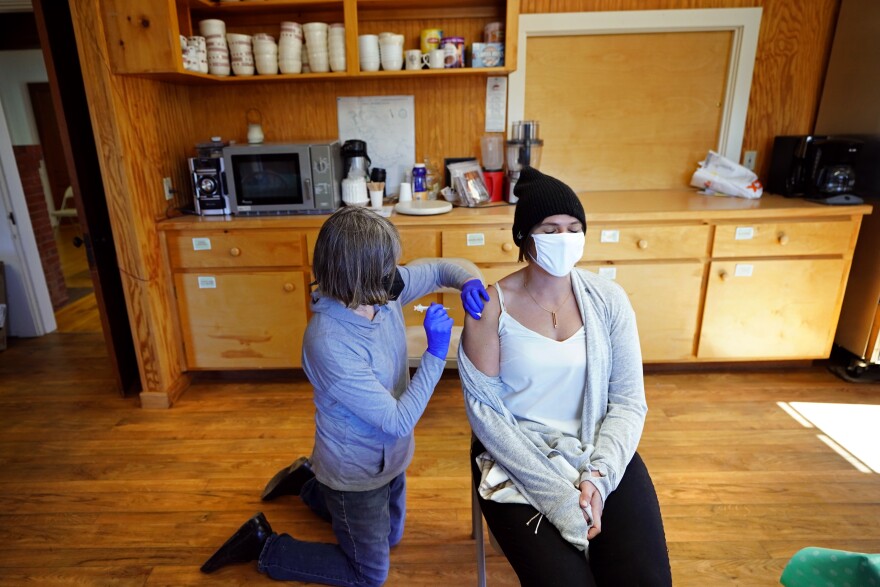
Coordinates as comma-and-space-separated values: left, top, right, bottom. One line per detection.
520, 0, 841, 178
72, 0, 840, 404
70, 0, 196, 406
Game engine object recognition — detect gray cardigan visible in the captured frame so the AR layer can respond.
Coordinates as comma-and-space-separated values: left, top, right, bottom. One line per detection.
458, 268, 647, 549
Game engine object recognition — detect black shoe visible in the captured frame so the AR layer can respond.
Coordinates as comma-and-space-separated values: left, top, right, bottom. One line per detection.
261, 457, 314, 501
200, 512, 273, 574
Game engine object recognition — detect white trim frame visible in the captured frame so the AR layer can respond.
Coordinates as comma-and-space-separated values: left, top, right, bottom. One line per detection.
509, 8, 763, 162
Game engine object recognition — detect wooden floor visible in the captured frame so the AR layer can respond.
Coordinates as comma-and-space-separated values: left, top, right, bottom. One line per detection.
1, 329, 879, 586
53, 223, 103, 334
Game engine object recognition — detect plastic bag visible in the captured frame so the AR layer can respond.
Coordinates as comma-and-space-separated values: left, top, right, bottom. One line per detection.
447, 160, 491, 207
690, 150, 763, 199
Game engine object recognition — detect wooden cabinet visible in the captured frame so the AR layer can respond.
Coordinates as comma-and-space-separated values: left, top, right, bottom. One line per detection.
158, 192, 870, 370
164, 229, 311, 369
699, 258, 846, 359
579, 223, 709, 361
99, 0, 518, 82
698, 216, 861, 360
583, 262, 705, 361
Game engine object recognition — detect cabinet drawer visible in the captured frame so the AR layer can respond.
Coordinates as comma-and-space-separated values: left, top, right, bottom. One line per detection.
712, 220, 853, 257
443, 228, 518, 263
167, 230, 305, 269
306, 228, 439, 265
584, 225, 710, 261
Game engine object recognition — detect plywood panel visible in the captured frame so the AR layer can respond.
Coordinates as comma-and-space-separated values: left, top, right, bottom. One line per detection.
185, 75, 487, 189
521, 0, 841, 181
524, 31, 731, 191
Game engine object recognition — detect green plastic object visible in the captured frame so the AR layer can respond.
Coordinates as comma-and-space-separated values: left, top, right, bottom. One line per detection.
780, 547, 880, 587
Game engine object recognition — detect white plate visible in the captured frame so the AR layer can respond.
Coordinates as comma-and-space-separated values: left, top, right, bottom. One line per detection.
394, 200, 453, 216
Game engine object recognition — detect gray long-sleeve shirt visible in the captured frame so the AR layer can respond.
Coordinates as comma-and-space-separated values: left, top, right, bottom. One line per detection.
302, 262, 475, 492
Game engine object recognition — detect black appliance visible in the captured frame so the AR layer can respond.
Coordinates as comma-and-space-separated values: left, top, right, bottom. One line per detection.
341, 139, 371, 179
767, 135, 880, 205
189, 156, 230, 215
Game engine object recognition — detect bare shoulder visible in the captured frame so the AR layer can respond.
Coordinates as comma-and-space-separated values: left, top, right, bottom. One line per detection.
463, 283, 501, 335
462, 283, 502, 375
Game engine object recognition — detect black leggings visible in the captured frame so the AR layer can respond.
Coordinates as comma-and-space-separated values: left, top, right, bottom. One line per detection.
471, 439, 672, 586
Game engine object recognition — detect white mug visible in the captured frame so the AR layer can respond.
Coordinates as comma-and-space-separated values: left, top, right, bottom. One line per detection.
427, 49, 445, 69
405, 49, 423, 71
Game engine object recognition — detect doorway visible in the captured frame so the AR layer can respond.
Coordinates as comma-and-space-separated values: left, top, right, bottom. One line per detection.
26, 81, 96, 332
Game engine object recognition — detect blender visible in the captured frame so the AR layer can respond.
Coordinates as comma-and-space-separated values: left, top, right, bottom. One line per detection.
505, 120, 543, 203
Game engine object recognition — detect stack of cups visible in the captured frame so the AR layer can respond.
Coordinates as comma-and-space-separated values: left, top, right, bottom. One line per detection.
328, 23, 346, 72
226, 33, 254, 76
179, 35, 187, 68
253, 33, 278, 75
358, 34, 380, 72
279, 22, 303, 74
301, 44, 310, 73
303, 22, 329, 73
200, 19, 230, 76
186, 36, 208, 73
378, 32, 404, 71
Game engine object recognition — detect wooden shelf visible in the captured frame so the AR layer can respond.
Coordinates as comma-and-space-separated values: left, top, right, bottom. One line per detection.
135, 65, 509, 83
101, 0, 517, 79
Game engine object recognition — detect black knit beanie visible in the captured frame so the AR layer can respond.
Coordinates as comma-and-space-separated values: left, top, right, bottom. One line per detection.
512, 167, 586, 246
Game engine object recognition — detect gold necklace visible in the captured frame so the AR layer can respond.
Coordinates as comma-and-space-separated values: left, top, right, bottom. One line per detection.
523, 276, 573, 329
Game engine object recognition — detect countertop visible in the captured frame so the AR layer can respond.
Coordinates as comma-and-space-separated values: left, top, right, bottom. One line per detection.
158, 190, 873, 231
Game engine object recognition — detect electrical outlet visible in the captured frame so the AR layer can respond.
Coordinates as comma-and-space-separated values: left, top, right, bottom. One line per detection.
163, 177, 174, 200
743, 150, 757, 171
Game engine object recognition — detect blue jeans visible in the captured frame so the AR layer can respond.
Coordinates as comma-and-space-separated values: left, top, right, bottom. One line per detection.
258, 473, 406, 586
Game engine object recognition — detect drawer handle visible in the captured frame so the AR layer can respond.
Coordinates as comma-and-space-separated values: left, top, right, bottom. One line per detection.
719, 270, 729, 282
637, 239, 648, 250
778, 233, 790, 245
229, 247, 241, 257
502, 242, 514, 252
283, 283, 295, 292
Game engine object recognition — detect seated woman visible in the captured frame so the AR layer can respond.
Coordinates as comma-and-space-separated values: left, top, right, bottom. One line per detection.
460, 167, 672, 586
201, 206, 488, 586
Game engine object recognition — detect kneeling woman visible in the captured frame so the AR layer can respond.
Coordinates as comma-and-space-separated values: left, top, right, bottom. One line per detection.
460, 167, 672, 586
202, 206, 487, 586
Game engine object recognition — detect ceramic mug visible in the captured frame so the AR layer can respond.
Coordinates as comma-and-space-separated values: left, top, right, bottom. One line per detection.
427, 49, 445, 69
405, 49, 423, 71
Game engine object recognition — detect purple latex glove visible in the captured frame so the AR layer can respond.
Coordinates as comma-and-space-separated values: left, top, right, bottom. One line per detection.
460, 279, 489, 320
424, 303, 454, 359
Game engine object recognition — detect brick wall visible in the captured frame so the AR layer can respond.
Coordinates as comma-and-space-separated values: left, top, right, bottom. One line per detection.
12, 145, 68, 309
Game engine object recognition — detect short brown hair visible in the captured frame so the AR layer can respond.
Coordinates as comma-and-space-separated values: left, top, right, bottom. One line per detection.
313, 206, 401, 308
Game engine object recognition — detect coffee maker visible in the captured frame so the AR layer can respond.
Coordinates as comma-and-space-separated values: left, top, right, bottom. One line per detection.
189, 137, 230, 215
505, 120, 544, 203
341, 139, 371, 179
767, 135, 866, 205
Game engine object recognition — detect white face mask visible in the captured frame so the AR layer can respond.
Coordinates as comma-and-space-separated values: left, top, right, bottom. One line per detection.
530, 232, 585, 277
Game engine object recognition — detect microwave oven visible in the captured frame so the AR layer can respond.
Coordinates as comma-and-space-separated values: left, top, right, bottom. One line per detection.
223, 141, 343, 215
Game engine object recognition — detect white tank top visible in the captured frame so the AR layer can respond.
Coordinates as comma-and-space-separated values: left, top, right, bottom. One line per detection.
496, 283, 586, 437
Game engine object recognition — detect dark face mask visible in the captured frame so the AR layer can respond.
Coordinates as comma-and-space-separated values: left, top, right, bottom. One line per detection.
383, 268, 405, 301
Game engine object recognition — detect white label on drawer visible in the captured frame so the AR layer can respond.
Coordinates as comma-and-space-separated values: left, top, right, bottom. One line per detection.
600, 230, 620, 243
598, 266, 617, 280
466, 233, 486, 247
197, 276, 217, 289
734, 226, 755, 240
734, 263, 754, 277
192, 237, 212, 251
